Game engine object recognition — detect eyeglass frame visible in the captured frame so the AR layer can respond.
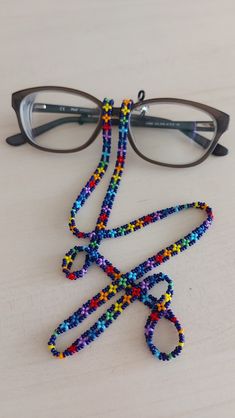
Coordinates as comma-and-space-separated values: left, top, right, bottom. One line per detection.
6, 86, 230, 168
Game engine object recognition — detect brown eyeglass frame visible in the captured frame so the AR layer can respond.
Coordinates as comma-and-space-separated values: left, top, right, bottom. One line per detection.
6, 86, 230, 168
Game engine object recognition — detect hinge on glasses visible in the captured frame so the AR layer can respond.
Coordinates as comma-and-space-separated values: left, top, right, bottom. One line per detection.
196, 121, 215, 131
33, 103, 47, 110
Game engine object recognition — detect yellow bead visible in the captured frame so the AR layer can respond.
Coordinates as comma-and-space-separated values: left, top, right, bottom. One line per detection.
48, 344, 55, 350
164, 293, 171, 302
114, 302, 123, 312
112, 174, 121, 182
127, 223, 135, 231
109, 284, 117, 294
59, 353, 64, 359
64, 255, 73, 264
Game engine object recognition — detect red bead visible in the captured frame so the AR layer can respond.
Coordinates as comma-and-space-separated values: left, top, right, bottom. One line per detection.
68, 273, 76, 280
132, 287, 141, 297
99, 213, 108, 221
150, 312, 159, 321
89, 180, 96, 188
144, 215, 152, 223
90, 298, 99, 309
106, 265, 115, 275
155, 255, 163, 263
68, 345, 77, 353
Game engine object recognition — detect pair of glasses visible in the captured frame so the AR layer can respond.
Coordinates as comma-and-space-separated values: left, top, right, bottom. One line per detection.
6, 86, 230, 168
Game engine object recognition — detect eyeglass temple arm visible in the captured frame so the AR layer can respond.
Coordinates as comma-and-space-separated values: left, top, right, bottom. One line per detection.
6, 104, 228, 156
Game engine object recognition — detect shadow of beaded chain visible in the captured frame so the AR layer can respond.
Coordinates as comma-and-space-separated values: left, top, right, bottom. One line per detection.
48, 98, 214, 361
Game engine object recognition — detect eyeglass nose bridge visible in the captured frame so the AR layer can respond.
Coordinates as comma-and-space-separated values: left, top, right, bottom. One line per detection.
111, 107, 120, 118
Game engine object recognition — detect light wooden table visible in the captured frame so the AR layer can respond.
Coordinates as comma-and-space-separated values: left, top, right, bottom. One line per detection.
1, 1, 235, 417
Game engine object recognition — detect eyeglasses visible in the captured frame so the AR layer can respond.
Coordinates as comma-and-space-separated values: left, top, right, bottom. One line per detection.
6, 86, 230, 168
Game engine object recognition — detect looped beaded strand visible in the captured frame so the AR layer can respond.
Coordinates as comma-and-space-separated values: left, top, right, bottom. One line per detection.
48, 98, 213, 361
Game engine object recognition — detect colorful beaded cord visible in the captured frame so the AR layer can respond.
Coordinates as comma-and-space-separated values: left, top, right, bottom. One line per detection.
48, 98, 213, 361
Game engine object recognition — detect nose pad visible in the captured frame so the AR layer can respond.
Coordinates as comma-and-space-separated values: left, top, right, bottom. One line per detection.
140, 105, 149, 116
132, 103, 149, 117
20, 93, 36, 139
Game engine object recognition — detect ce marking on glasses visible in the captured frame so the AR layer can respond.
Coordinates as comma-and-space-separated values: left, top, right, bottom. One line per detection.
6, 87, 229, 361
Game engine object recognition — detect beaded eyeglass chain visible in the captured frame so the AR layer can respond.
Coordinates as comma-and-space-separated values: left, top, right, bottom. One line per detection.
48, 98, 213, 361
